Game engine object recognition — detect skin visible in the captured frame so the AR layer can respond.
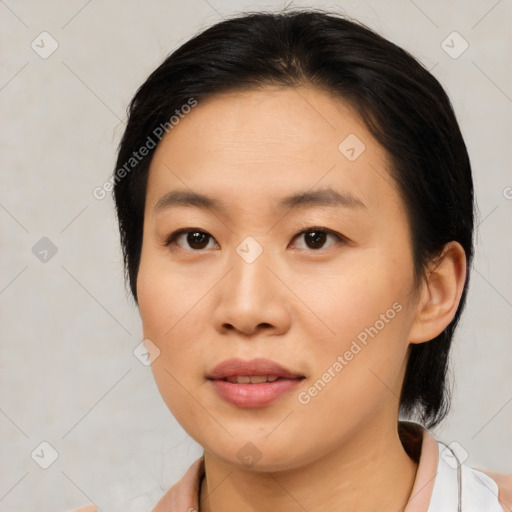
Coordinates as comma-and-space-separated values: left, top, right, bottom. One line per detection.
137, 86, 467, 512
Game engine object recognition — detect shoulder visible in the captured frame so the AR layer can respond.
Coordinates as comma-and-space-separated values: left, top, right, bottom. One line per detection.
399, 421, 511, 512
432, 435, 512, 512
65, 505, 98, 512
477, 468, 512, 511
153, 456, 205, 511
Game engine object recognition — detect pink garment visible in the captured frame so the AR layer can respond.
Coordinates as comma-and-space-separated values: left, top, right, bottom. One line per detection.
69, 423, 512, 511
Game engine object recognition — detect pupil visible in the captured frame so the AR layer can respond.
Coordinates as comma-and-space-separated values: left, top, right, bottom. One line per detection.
188, 231, 208, 249
306, 231, 326, 249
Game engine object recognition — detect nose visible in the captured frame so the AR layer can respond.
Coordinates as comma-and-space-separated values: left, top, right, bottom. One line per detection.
212, 247, 292, 337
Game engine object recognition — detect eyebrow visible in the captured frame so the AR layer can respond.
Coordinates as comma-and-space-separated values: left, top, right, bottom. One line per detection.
153, 187, 366, 214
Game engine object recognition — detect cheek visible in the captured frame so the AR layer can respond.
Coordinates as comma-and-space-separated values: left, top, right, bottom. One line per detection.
303, 257, 408, 343
137, 249, 202, 339
137, 260, 199, 370
136, 251, 213, 421
291, 288, 411, 454
298, 253, 413, 400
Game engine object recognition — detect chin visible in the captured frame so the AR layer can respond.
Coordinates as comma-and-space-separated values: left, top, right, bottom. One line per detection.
203, 435, 320, 473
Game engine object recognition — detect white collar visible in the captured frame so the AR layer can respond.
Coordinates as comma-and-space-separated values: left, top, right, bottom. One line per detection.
428, 440, 504, 511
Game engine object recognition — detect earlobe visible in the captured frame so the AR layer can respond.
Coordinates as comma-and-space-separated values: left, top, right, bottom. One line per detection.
409, 241, 467, 344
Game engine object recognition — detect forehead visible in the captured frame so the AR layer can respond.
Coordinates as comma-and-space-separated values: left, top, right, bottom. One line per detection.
146, 86, 399, 216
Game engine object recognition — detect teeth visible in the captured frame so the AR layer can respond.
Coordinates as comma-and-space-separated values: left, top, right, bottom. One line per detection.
249, 375, 269, 384
225, 375, 281, 384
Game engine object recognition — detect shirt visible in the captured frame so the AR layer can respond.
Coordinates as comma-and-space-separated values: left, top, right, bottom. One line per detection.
69, 422, 512, 512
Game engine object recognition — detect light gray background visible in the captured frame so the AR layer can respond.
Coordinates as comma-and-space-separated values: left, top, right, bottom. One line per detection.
1, 0, 511, 510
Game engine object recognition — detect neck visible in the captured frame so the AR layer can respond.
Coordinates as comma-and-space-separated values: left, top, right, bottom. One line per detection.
199, 420, 418, 512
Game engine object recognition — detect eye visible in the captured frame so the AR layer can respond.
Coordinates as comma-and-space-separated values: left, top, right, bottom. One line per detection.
165, 227, 345, 252
165, 229, 219, 251
291, 227, 344, 251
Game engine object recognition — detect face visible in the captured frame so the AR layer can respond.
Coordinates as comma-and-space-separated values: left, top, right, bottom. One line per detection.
137, 86, 420, 471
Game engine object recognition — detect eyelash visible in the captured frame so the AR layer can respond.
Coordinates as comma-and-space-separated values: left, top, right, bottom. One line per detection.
164, 226, 347, 252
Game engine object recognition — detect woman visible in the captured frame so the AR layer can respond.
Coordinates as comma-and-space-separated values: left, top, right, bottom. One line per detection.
76, 9, 511, 512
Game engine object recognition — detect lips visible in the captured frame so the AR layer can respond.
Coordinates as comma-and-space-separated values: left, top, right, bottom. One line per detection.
207, 358, 305, 408
206, 358, 305, 381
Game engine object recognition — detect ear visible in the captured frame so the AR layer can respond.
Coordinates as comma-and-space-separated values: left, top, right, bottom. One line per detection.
409, 241, 467, 344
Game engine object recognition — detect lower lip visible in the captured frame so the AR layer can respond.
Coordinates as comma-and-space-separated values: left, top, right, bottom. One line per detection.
209, 378, 303, 408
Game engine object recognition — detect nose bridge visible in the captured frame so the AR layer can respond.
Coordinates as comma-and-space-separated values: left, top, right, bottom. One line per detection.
229, 236, 273, 301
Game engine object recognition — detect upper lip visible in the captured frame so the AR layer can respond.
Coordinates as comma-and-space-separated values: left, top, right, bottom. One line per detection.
207, 358, 305, 380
